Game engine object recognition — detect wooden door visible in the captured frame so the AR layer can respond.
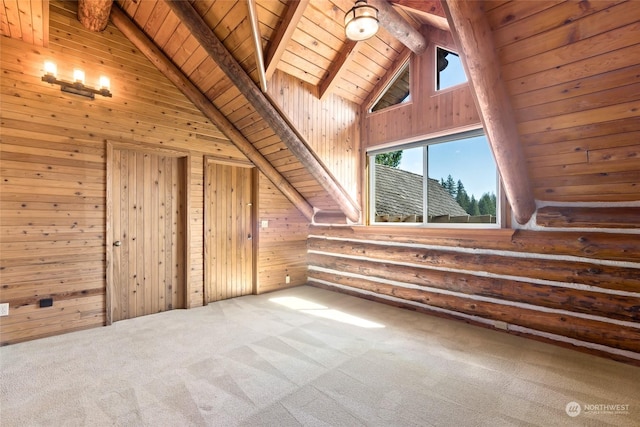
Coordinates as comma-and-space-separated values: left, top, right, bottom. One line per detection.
109, 148, 186, 322
205, 160, 255, 302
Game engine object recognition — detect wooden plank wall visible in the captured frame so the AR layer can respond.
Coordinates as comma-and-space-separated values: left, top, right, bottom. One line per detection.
0, 0, 49, 47
267, 69, 361, 204
0, 0, 308, 344
308, 225, 640, 365
489, 1, 640, 202
256, 173, 309, 294
364, 28, 481, 148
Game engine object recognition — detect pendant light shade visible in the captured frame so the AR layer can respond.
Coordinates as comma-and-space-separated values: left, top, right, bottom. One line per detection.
344, 0, 379, 41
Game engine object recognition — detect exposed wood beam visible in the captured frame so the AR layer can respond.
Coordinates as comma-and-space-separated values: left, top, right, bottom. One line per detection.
166, 0, 361, 223
246, 0, 267, 92
389, 0, 444, 16
78, 0, 113, 32
264, 0, 309, 80
442, 0, 535, 225
370, 0, 426, 55
110, 5, 314, 221
389, 0, 449, 31
318, 40, 360, 100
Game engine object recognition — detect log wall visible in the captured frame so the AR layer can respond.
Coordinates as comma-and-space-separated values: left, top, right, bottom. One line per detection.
308, 225, 640, 365
0, 0, 308, 344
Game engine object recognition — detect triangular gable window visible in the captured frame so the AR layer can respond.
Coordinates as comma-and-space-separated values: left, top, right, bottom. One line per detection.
436, 47, 467, 90
370, 61, 410, 113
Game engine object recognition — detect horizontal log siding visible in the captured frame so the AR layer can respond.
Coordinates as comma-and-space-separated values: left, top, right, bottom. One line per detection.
307, 226, 640, 365
0, 0, 306, 344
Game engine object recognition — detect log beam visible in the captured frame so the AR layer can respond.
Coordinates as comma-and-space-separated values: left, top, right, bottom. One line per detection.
318, 40, 360, 100
265, 0, 309, 80
78, 0, 113, 32
369, 0, 426, 55
166, 0, 361, 223
389, 0, 449, 32
442, 0, 535, 224
110, 5, 314, 221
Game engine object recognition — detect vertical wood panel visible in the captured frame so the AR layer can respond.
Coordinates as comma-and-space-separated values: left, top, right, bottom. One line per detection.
110, 148, 186, 321
127, 150, 138, 318
267, 69, 360, 201
166, 156, 175, 308
150, 154, 159, 314
256, 172, 309, 294
205, 159, 255, 302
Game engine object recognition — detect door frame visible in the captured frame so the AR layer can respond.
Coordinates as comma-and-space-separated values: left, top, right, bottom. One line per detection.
106, 141, 191, 325
204, 155, 257, 304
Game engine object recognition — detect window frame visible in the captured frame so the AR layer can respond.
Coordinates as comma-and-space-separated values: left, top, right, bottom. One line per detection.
367, 57, 412, 114
368, 129, 502, 228
434, 45, 467, 93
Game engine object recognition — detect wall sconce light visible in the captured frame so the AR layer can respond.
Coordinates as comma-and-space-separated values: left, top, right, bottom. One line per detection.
345, 0, 379, 41
41, 61, 112, 99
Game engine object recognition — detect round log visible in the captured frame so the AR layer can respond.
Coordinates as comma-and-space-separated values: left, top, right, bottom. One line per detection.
78, 0, 113, 32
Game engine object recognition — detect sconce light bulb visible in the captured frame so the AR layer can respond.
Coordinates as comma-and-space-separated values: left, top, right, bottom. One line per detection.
99, 76, 110, 90
44, 61, 57, 77
73, 69, 85, 84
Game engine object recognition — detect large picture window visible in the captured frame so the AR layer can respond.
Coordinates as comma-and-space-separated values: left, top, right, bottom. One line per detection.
369, 130, 500, 226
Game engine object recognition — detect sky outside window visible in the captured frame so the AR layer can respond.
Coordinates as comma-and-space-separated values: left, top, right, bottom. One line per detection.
399, 136, 497, 199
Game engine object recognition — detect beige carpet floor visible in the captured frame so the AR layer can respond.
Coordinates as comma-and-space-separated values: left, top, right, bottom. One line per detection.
1, 285, 638, 426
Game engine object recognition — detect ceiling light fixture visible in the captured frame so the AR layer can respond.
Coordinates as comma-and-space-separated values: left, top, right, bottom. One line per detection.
344, 0, 379, 41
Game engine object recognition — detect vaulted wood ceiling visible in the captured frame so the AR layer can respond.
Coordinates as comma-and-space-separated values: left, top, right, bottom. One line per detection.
2, 0, 638, 218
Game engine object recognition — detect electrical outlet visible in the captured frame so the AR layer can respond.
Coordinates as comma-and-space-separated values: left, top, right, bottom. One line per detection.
261, 220, 269, 228
285, 274, 290, 284
494, 320, 508, 330
0, 303, 9, 317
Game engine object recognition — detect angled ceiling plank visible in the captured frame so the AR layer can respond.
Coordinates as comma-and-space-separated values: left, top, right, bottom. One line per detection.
442, 0, 535, 224
247, 0, 267, 92
78, 0, 113, 31
389, 0, 450, 31
167, 0, 361, 223
110, 5, 314, 221
370, 0, 426, 55
318, 40, 360, 100
362, 45, 411, 111
264, 0, 309, 80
